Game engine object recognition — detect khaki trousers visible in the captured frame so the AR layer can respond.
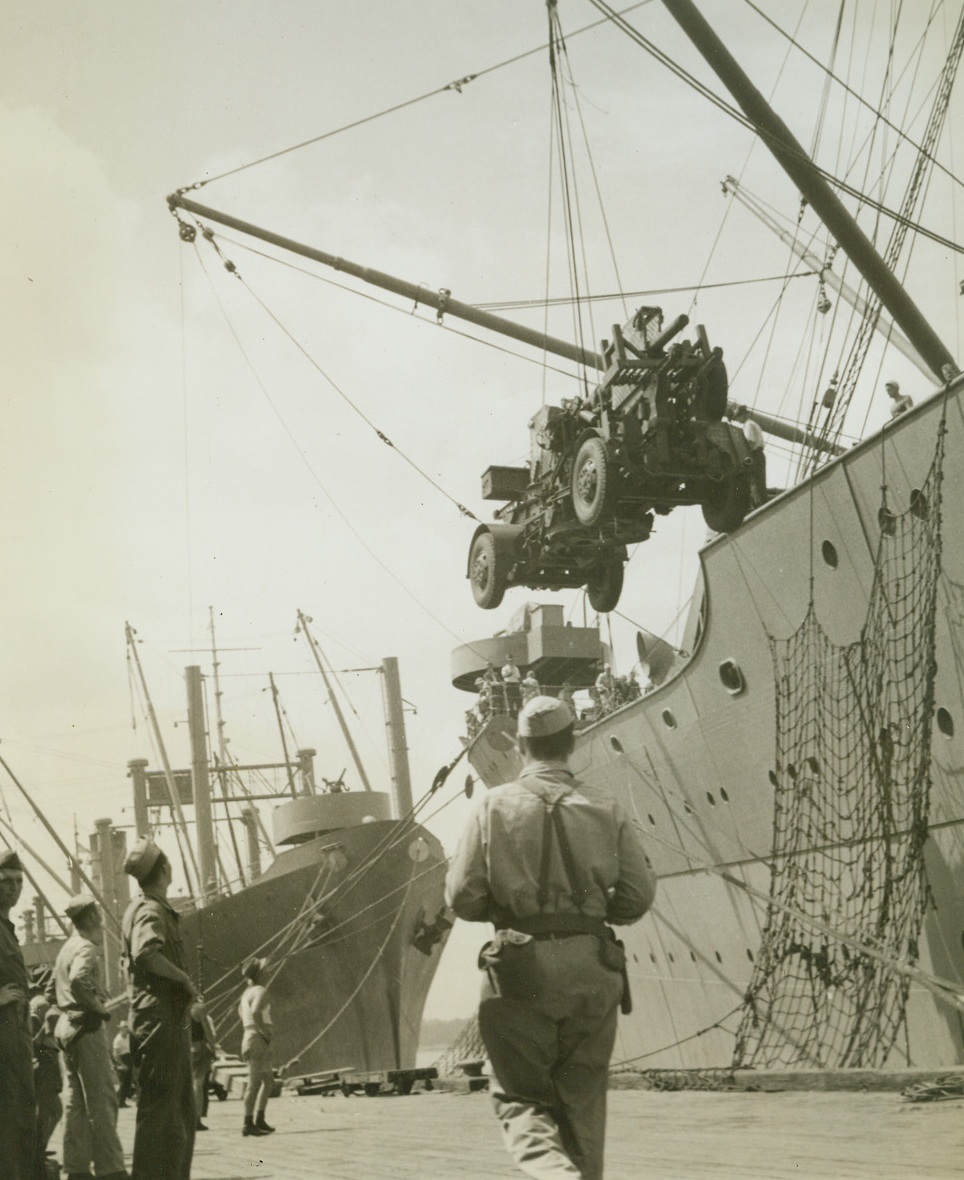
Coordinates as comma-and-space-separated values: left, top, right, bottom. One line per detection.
130, 1003, 195, 1180
478, 934, 622, 1180
62, 1024, 125, 1176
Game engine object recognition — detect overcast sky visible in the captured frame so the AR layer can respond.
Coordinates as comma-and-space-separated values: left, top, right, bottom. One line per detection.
2, 1, 961, 1019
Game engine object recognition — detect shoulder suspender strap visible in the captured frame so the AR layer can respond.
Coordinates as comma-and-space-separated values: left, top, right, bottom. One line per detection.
550, 805, 587, 911
534, 793, 587, 914
536, 805, 554, 912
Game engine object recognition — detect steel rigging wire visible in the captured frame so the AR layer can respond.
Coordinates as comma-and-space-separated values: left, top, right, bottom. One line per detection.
585, 0, 964, 256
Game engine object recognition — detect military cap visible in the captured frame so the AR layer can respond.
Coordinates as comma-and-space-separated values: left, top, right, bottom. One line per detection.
0, 848, 24, 872
65, 893, 98, 923
123, 838, 162, 883
517, 694, 575, 737
241, 956, 267, 981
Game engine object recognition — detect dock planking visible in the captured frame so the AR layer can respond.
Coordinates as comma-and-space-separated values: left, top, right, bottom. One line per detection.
107, 1086, 960, 1179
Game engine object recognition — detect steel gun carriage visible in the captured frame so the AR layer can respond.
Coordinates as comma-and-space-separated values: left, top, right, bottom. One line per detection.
469, 309, 763, 613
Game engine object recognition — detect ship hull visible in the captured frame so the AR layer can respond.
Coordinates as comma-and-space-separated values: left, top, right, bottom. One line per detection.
469, 376, 964, 1071
181, 819, 449, 1076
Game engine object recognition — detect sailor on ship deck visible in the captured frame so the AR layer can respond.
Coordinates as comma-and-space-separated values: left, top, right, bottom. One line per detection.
885, 380, 913, 418
446, 696, 656, 1180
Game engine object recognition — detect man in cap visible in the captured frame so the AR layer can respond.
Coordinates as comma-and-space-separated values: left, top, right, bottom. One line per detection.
446, 696, 657, 1180
0, 848, 44, 1180
121, 840, 197, 1180
238, 957, 276, 1137
52, 894, 127, 1180
885, 380, 913, 418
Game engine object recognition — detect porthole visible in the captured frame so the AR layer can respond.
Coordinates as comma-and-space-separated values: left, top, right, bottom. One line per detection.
718, 659, 745, 696
768, 769, 778, 787
936, 707, 954, 738
647, 813, 656, 826
662, 709, 677, 729
632, 953, 639, 964
668, 952, 675, 964
720, 787, 730, 803
609, 735, 624, 754
690, 950, 697, 962
706, 792, 716, 806
787, 763, 798, 780
822, 539, 838, 569
910, 488, 929, 519
878, 507, 896, 536
649, 953, 657, 965
746, 948, 755, 963
806, 756, 821, 776
714, 950, 723, 964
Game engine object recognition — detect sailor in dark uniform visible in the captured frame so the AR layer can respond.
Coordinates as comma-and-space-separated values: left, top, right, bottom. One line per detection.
0, 848, 43, 1180
121, 839, 197, 1180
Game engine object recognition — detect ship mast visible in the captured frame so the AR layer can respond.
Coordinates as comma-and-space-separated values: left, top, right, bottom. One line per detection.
658, 0, 959, 385
125, 622, 201, 897
380, 657, 413, 819
295, 610, 374, 792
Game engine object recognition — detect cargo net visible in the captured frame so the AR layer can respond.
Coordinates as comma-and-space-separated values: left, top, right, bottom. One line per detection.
734, 418, 945, 1070
432, 1012, 486, 1078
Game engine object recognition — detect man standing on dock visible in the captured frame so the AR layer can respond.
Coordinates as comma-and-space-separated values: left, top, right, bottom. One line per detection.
122, 839, 197, 1180
0, 848, 43, 1180
238, 957, 276, 1137
446, 696, 657, 1180
52, 894, 127, 1180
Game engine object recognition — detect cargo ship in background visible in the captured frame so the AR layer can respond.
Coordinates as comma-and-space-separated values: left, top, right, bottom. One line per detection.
14, 613, 451, 1077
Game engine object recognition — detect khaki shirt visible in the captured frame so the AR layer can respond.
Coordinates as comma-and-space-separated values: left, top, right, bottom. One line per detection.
52, 930, 108, 1018
446, 762, 656, 927
122, 890, 188, 1012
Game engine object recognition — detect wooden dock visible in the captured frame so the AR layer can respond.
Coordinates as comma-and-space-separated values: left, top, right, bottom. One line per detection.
104, 1082, 962, 1179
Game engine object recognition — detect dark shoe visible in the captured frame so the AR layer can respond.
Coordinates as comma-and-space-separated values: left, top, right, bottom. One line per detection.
243, 1116, 269, 1137
196, 1120, 209, 1130
255, 1114, 275, 1133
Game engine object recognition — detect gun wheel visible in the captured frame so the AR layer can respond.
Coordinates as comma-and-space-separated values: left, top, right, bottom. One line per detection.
468, 531, 507, 609
571, 436, 614, 526
586, 560, 624, 613
702, 472, 750, 533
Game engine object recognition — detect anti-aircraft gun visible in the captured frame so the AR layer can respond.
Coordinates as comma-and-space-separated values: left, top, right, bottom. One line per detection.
468, 307, 762, 613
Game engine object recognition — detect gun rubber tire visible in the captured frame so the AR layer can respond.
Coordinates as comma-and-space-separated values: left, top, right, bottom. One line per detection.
701, 471, 750, 534
586, 560, 624, 613
469, 530, 507, 609
572, 436, 614, 526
